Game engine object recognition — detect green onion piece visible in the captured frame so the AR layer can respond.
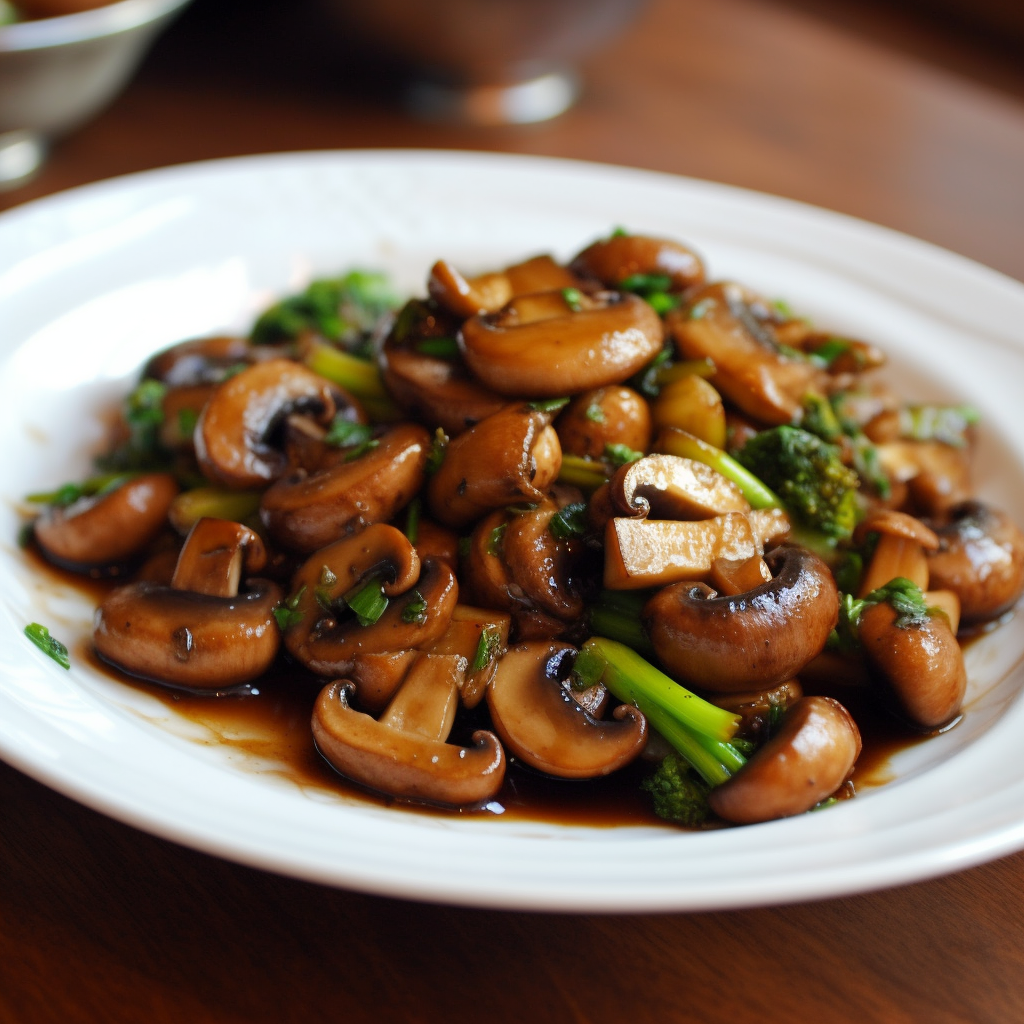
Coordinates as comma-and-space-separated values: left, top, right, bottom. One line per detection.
404, 497, 421, 544
584, 401, 606, 423
343, 438, 380, 463
561, 287, 583, 311
415, 337, 461, 359
548, 501, 588, 541
303, 342, 397, 419
529, 397, 570, 414
471, 626, 502, 673
426, 428, 448, 475
26, 472, 136, 508
618, 272, 672, 294
324, 417, 374, 449
24, 623, 70, 670
808, 337, 850, 368
401, 590, 428, 625
487, 523, 506, 557
557, 454, 610, 492
344, 575, 389, 627
273, 587, 306, 630
604, 443, 644, 467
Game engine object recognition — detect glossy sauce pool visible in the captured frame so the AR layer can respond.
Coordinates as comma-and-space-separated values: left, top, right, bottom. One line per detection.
41, 545, 926, 831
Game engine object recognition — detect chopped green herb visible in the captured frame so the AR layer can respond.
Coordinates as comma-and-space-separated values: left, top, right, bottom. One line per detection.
273, 587, 306, 630
324, 417, 374, 449
404, 497, 421, 544
344, 575, 389, 627
604, 443, 644, 467
470, 626, 502, 673
584, 401, 606, 423
528, 397, 570, 414
619, 272, 672, 294
426, 428, 448, 475
24, 623, 70, 670
487, 522, 507, 557
415, 337, 461, 359
561, 287, 583, 312
549, 501, 588, 540
343, 438, 380, 462
401, 590, 428, 625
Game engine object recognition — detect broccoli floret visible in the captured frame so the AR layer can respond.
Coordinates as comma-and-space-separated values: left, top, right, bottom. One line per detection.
736, 425, 861, 541
641, 752, 711, 827
251, 270, 398, 349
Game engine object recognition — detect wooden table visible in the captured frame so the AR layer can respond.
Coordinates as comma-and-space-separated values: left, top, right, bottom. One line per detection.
3, 0, 1024, 1020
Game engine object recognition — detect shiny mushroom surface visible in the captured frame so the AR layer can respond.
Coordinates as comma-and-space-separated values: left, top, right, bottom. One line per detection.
22, 229, 1022, 828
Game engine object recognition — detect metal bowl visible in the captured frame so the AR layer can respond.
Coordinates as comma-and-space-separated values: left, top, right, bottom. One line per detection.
0, 0, 192, 189
322, 0, 650, 124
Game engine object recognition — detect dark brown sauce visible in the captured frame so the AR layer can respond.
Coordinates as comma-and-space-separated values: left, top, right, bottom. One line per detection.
32, 542, 936, 831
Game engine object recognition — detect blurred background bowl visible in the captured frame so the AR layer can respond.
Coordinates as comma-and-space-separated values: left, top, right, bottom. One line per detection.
321, 0, 651, 125
0, 0, 192, 189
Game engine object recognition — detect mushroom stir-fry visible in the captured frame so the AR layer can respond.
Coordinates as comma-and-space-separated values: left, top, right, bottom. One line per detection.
23, 233, 1024, 828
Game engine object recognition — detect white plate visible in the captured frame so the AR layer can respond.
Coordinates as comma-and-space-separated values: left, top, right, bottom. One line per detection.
3, 150, 1024, 912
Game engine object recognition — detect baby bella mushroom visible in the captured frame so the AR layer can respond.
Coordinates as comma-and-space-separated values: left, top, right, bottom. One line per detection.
312, 652, 506, 806
93, 517, 282, 690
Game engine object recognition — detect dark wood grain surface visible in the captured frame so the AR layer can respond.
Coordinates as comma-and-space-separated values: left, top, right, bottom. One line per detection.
3, 0, 1024, 1020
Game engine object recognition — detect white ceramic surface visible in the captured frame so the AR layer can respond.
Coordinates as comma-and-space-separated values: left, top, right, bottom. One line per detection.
2, 150, 1024, 912
0, 0, 193, 187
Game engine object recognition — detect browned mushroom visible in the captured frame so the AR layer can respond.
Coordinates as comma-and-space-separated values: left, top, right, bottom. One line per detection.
428, 254, 580, 318
428, 605, 511, 709
666, 282, 827, 426
486, 641, 647, 778
643, 545, 840, 691
93, 517, 282, 690
603, 508, 791, 590
925, 501, 1024, 623
259, 421, 431, 553
858, 597, 967, 729
856, 508, 939, 597
312, 653, 506, 806
708, 696, 861, 824
569, 233, 706, 292
426, 404, 562, 529
610, 453, 751, 521
34, 472, 179, 574
555, 385, 653, 460
282, 525, 458, 709
194, 358, 364, 488
459, 290, 663, 397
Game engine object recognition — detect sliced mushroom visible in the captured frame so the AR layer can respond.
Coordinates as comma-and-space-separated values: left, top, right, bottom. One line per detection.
312, 653, 505, 806
34, 472, 179, 574
428, 605, 511, 709
194, 358, 363, 488
142, 334, 257, 386
426, 404, 562, 529
643, 545, 839, 692
459, 290, 663, 397
486, 642, 647, 779
282, 525, 457, 684
925, 501, 1024, 623
603, 508, 790, 590
610, 453, 751, 521
93, 517, 282, 690
707, 696, 861, 824
667, 282, 827, 425
651, 374, 727, 450
858, 598, 967, 729
260, 422, 431, 553
856, 508, 939, 597
569, 233, 706, 292
428, 254, 579, 319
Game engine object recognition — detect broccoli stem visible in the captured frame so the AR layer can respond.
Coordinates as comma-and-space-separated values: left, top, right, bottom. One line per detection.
303, 342, 399, 422
576, 637, 745, 787
586, 590, 657, 660
656, 427, 782, 509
